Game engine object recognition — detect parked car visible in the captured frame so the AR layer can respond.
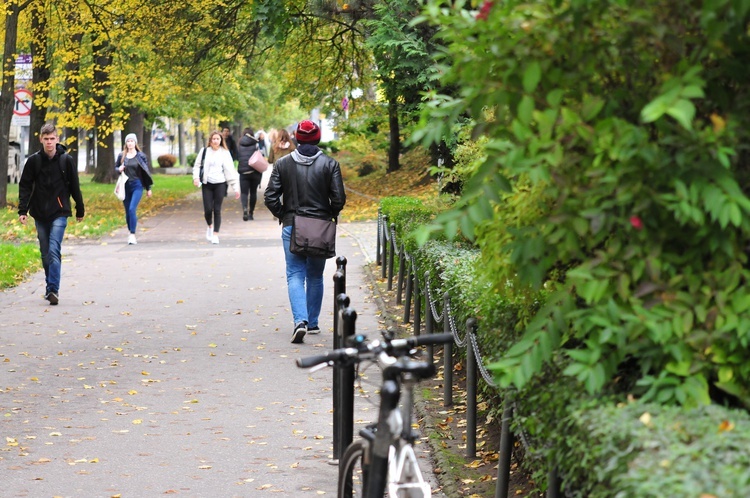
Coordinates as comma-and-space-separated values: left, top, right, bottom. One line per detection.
153, 130, 166, 141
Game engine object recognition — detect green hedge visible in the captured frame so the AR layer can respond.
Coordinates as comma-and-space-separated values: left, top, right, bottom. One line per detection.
381, 196, 750, 495
562, 403, 750, 497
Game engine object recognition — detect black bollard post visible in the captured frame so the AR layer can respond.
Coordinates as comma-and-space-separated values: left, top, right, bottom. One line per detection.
340, 307, 358, 458
443, 293, 453, 408
404, 265, 413, 324
496, 403, 514, 498
413, 274, 421, 336
547, 466, 561, 498
332, 293, 350, 462
466, 318, 477, 458
424, 275, 434, 360
376, 208, 382, 267
381, 215, 389, 279
396, 249, 406, 305
387, 224, 396, 290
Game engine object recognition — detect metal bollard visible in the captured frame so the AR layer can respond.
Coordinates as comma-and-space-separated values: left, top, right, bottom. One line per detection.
547, 466, 561, 498
332, 293, 350, 461
496, 403, 514, 498
413, 275, 421, 336
466, 318, 477, 458
396, 249, 406, 305
381, 215, 389, 279
404, 267, 413, 324
340, 307, 358, 461
443, 293, 453, 407
387, 224, 396, 290
376, 209, 382, 267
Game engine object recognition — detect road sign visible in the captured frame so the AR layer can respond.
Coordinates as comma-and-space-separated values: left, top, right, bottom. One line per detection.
13, 89, 32, 117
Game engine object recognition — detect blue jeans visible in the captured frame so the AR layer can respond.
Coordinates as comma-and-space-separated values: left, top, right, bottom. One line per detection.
282, 225, 327, 328
35, 216, 68, 294
123, 178, 144, 234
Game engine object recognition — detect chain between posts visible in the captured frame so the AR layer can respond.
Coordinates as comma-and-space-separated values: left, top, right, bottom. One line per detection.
376, 215, 565, 498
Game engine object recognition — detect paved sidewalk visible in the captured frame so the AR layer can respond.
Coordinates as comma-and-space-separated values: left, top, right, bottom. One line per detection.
0, 194, 442, 497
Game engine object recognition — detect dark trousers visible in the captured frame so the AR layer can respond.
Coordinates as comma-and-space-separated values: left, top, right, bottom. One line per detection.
201, 182, 228, 232
240, 172, 262, 214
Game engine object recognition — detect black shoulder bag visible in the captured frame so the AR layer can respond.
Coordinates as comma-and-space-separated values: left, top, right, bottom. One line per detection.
289, 158, 337, 259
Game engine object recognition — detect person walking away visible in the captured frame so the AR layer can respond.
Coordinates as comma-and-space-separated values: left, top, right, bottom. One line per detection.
115, 133, 153, 245
193, 130, 241, 244
17, 123, 85, 305
236, 127, 262, 221
222, 126, 238, 161
267, 128, 296, 165
256, 129, 268, 157
264, 120, 346, 343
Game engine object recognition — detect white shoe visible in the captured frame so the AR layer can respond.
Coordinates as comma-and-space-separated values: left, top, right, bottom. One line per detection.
211, 235, 219, 244
206, 226, 212, 241
128, 234, 137, 245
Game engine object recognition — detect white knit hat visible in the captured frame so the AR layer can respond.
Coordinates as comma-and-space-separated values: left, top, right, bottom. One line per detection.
124, 133, 138, 144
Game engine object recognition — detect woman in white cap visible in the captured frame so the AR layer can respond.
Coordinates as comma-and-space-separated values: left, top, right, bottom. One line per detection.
115, 133, 153, 245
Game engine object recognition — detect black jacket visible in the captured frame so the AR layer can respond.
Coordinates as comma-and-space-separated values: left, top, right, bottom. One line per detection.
18, 144, 85, 222
237, 134, 260, 175
264, 147, 346, 227
224, 134, 238, 161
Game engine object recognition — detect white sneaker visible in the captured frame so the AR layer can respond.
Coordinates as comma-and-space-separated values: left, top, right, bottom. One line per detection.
128, 234, 137, 245
206, 226, 213, 241
211, 235, 219, 244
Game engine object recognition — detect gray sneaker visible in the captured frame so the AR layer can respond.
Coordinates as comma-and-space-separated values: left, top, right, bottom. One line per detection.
291, 322, 307, 344
45, 292, 59, 305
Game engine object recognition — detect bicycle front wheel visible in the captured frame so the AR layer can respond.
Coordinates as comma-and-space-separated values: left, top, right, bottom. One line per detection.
338, 439, 369, 498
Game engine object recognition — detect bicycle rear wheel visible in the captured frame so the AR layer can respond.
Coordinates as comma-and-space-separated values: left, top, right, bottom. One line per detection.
338, 439, 369, 498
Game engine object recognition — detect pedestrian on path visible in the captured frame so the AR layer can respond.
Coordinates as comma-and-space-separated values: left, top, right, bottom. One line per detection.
264, 119, 346, 343
221, 126, 238, 161
17, 122, 85, 305
193, 130, 241, 244
268, 128, 296, 165
236, 126, 262, 221
115, 133, 153, 245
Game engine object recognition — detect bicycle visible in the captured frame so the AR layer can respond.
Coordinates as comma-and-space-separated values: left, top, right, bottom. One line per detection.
296, 331, 454, 498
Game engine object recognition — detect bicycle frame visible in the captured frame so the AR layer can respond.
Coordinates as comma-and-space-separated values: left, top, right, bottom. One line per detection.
364, 354, 432, 498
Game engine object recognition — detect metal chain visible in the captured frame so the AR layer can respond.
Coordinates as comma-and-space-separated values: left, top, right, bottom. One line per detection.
423, 272, 445, 322
470, 333, 498, 389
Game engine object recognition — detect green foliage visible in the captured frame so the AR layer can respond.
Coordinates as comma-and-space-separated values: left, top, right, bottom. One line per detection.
418, 0, 750, 408
560, 403, 750, 497
185, 153, 198, 169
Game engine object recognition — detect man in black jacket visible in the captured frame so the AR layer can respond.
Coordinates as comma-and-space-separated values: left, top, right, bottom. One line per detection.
264, 120, 346, 343
18, 123, 85, 305
222, 126, 238, 161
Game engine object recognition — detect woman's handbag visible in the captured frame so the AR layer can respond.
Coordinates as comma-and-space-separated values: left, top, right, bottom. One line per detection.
290, 215, 337, 258
114, 172, 127, 201
249, 149, 269, 173
288, 158, 336, 258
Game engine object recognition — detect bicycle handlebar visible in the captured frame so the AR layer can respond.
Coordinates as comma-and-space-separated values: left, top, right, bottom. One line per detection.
295, 333, 454, 370
295, 348, 357, 369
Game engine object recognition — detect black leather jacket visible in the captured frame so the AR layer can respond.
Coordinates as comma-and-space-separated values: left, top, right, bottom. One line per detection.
237, 134, 259, 175
264, 148, 346, 226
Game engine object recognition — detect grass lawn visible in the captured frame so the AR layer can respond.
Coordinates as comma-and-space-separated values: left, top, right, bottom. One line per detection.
0, 174, 195, 289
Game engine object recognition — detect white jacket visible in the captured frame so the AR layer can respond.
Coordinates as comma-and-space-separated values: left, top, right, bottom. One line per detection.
192, 146, 240, 192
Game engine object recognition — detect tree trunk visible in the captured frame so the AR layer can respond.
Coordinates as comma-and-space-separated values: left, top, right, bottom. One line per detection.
141, 119, 151, 165
387, 94, 400, 173
178, 122, 186, 167
63, 19, 82, 166
0, 2, 21, 208
124, 107, 145, 146
92, 39, 115, 183
29, 0, 49, 146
